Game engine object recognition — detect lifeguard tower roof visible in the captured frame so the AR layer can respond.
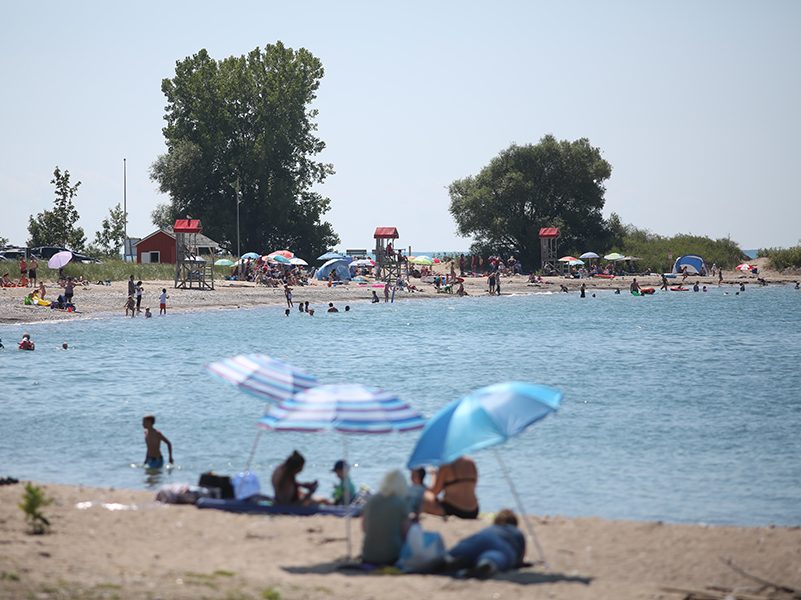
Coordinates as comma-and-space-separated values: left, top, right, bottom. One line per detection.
174, 219, 202, 233
539, 227, 560, 238
374, 227, 399, 239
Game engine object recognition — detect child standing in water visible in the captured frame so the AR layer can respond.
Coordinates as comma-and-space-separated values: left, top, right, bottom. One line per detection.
159, 288, 169, 315
142, 415, 173, 469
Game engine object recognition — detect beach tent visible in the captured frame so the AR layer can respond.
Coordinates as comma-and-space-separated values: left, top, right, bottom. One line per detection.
672, 255, 708, 275
315, 258, 352, 281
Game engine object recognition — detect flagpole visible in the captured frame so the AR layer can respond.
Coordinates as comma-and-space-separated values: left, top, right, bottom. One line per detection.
123, 158, 127, 261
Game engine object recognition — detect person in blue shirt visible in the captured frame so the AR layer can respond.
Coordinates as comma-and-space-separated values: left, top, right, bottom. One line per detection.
444, 509, 525, 578
331, 460, 357, 505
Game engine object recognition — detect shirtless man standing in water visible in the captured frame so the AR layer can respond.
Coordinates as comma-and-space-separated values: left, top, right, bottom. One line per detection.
142, 415, 173, 469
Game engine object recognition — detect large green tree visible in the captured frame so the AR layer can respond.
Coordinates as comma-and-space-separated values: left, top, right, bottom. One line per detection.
449, 135, 613, 269
27, 167, 86, 250
150, 42, 339, 258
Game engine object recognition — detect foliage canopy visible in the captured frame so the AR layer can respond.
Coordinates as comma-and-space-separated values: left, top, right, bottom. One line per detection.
449, 135, 613, 268
150, 42, 339, 258
27, 167, 86, 251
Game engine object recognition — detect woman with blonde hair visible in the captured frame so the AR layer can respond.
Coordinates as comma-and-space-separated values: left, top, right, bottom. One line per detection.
361, 469, 411, 565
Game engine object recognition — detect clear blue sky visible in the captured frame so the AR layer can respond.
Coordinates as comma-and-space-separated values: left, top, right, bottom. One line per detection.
2, 1, 799, 254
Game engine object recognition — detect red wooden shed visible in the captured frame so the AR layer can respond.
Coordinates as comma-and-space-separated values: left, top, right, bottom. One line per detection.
374, 227, 399, 239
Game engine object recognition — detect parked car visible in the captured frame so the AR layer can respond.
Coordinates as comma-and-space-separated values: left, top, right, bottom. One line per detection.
0, 246, 29, 261
29, 246, 100, 264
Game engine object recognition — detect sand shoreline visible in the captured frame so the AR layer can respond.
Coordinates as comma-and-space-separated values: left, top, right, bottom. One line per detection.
1, 481, 799, 600
2, 257, 796, 326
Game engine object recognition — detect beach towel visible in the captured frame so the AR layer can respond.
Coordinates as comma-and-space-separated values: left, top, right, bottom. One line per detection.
196, 497, 363, 518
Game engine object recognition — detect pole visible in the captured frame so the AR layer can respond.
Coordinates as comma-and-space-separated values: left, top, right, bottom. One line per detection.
343, 437, 352, 559
236, 177, 241, 259
123, 158, 127, 261
492, 447, 548, 566
244, 429, 263, 471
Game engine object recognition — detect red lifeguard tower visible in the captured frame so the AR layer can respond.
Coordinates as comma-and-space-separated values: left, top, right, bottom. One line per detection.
539, 227, 560, 274
174, 219, 215, 290
374, 227, 401, 282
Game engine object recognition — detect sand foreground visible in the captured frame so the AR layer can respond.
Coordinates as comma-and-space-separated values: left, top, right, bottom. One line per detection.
1, 482, 799, 600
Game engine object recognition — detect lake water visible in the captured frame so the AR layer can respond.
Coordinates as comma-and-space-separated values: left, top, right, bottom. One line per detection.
1, 284, 800, 525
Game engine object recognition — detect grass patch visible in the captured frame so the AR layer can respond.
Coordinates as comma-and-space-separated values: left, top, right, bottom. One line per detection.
214, 569, 236, 577
758, 246, 801, 270
1, 571, 21, 581
262, 587, 282, 600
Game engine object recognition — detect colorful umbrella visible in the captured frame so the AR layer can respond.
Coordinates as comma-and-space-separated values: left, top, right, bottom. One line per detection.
289, 257, 308, 266
558, 256, 579, 262
407, 381, 562, 565
268, 250, 294, 259
317, 251, 346, 261
349, 259, 375, 267
270, 255, 291, 264
206, 354, 319, 469
568, 259, 584, 266
409, 255, 434, 265
736, 263, 754, 272
241, 252, 260, 260
260, 383, 425, 557
579, 252, 599, 260
47, 251, 73, 269
214, 258, 234, 267
603, 252, 626, 261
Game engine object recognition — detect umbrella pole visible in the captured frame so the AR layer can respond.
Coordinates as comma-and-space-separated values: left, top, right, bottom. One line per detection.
244, 430, 263, 471
492, 448, 547, 566
343, 437, 352, 560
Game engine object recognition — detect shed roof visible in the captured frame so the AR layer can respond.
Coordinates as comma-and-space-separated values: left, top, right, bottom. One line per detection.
174, 219, 202, 233
539, 227, 560, 238
374, 227, 399, 239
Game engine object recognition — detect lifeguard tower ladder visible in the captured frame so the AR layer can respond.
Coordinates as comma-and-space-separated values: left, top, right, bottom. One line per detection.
374, 227, 401, 282
539, 227, 560, 274
174, 219, 215, 290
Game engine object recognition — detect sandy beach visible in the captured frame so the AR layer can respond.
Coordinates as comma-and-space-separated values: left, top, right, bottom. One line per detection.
1, 482, 799, 600
1, 257, 795, 325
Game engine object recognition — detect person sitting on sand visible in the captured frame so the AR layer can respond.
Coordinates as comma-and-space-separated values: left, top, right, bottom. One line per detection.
18, 332, 35, 351
1, 273, 13, 287
271, 450, 319, 505
457, 282, 467, 296
441, 509, 525, 579
422, 456, 479, 519
371, 290, 380, 303
362, 469, 411, 565
330, 460, 357, 505
142, 415, 173, 469
37, 282, 46, 299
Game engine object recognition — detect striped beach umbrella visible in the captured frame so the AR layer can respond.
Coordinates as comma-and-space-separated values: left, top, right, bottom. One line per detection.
206, 354, 318, 404
259, 383, 425, 434
206, 354, 319, 470
259, 383, 425, 558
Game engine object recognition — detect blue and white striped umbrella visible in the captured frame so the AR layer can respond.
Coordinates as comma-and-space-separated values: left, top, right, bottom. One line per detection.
205, 354, 318, 404
258, 383, 426, 434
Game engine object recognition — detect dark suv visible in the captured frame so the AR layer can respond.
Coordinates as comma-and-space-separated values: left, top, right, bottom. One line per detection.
30, 246, 100, 263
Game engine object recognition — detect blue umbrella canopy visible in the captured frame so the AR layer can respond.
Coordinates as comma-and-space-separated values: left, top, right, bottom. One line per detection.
205, 354, 318, 404
241, 252, 260, 260
317, 251, 346, 261
407, 381, 561, 468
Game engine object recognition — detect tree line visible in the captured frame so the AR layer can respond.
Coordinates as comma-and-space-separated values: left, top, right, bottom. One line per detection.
7, 41, 762, 272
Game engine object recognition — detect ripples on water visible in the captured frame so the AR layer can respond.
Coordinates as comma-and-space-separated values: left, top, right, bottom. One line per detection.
1, 285, 799, 525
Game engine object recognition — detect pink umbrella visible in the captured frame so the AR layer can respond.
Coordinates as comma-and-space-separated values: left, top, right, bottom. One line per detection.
47, 251, 73, 269
267, 250, 294, 259
736, 263, 754, 272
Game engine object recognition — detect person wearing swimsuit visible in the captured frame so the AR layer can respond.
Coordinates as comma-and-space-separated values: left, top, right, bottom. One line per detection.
422, 456, 479, 519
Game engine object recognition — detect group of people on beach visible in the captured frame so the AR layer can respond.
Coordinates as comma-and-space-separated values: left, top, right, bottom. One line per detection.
124, 275, 167, 318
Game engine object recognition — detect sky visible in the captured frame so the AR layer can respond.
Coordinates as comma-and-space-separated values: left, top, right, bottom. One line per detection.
2, 1, 800, 254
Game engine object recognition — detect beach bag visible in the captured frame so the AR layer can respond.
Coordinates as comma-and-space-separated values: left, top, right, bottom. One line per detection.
198, 472, 234, 499
232, 471, 261, 500
396, 523, 445, 573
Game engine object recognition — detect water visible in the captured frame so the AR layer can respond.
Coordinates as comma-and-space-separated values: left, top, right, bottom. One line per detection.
1, 285, 800, 525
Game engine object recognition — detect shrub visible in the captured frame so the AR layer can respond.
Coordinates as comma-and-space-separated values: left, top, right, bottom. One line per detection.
18, 483, 53, 534
757, 246, 801, 271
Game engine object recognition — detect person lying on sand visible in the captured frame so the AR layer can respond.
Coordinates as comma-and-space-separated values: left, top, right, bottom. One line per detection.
440, 509, 525, 579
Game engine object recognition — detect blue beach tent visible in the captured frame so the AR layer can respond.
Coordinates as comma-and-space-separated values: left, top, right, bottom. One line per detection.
672, 255, 708, 275
315, 258, 352, 281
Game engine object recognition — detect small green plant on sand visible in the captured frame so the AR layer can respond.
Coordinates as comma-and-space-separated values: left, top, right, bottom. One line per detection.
262, 587, 282, 600
18, 483, 53, 534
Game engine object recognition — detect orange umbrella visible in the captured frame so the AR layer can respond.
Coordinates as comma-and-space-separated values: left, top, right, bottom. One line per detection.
267, 250, 294, 259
